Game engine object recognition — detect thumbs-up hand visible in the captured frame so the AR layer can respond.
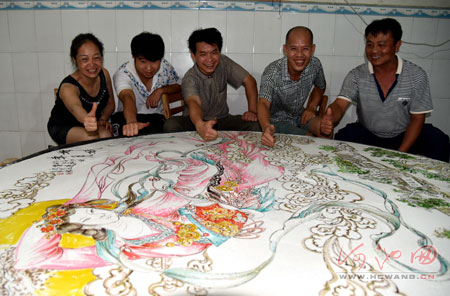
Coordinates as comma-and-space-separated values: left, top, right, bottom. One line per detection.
197, 118, 218, 141
261, 124, 276, 147
320, 108, 333, 137
122, 121, 150, 137
84, 102, 98, 132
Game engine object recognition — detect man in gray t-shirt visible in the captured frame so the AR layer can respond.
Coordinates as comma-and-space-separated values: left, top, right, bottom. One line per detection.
321, 18, 449, 162
163, 28, 260, 141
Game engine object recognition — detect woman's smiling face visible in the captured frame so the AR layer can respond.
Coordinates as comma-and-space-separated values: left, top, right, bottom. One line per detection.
74, 41, 103, 79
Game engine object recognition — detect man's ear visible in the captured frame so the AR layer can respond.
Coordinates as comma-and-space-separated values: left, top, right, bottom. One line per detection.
283, 44, 287, 56
312, 44, 316, 55
190, 51, 196, 63
395, 40, 402, 53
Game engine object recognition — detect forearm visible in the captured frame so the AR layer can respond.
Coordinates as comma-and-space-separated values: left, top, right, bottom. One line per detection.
120, 96, 138, 123
398, 114, 424, 153
328, 100, 348, 126
305, 86, 325, 112
245, 92, 258, 114
67, 104, 89, 124
187, 100, 204, 128
159, 84, 181, 95
60, 86, 90, 124
101, 68, 115, 122
243, 75, 258, 113
257, 100, 271, 131
99, 99, 115, 122
330, 105, 341, 126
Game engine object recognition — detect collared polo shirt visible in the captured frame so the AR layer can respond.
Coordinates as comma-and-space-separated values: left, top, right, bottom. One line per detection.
182, 54, 248, 121
259, 56, 326, 125
338, 55, 433, 138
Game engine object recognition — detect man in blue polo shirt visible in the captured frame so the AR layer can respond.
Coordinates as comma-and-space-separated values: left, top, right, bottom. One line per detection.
321, 18, 449, 162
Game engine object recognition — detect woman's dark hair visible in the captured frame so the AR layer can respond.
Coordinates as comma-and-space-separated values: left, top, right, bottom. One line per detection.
188, 27, 223, 54
365, 18, 403, 44
131, 32, 165, 61
41, 199, 118, 241
70, 33, 104, 62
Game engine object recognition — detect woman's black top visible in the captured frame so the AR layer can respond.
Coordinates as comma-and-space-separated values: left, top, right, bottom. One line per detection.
48, 70, 109, 127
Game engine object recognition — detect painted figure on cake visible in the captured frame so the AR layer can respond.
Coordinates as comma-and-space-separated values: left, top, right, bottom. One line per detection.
14, 133, 283, 271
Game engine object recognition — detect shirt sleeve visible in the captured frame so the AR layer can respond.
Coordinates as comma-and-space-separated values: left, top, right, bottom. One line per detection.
410, 67, 433, 114
113, 65, 133, 95
162, 59, 181, 85
312, 58, 326, 90
258, 62, 276, 103
223, 55, 249, 89
181, 71, 200, 99
338, 68, 359, 103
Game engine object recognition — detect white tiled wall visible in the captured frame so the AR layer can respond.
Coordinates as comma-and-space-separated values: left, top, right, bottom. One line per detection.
1, 6, 450, 160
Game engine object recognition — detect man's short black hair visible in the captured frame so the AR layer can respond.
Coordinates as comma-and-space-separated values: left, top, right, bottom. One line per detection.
365, 18, 403, 44
188, 27, 223, 54
131, 32, 164, 61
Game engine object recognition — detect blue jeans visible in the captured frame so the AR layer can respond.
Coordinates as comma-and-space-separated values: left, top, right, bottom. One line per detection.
272, 118, 310, 136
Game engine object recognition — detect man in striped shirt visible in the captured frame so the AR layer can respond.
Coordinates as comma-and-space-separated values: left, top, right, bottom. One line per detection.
321, 18, 449, 162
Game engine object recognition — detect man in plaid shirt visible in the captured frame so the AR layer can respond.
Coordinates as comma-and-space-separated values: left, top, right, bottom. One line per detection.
258, 26, 327, 147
